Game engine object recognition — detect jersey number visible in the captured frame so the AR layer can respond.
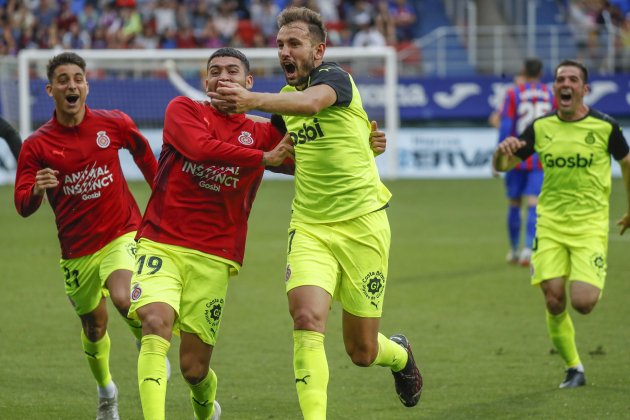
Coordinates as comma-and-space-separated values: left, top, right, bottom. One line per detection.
517, 101, 552, 135
136, 255, 163, 275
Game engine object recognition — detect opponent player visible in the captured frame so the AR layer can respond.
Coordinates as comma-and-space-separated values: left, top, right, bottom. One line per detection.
128, 47, 389, 420
209, 7, 422, 418
493, 59, 630, 388
496, 58, 554, 266
14, 52, 158, 419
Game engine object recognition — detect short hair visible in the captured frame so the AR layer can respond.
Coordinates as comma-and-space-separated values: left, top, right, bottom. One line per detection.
523, 58, 543, 78
207, 47, 250, 73
277, 7, 327, 45
46, 52, 86, 82
554, 59, 589, 83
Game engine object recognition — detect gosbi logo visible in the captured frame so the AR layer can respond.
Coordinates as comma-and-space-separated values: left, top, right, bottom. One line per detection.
542, 153, 593, 168
289, 118, 325, 144
238, 131, 254, 145
96, 131, 110, 148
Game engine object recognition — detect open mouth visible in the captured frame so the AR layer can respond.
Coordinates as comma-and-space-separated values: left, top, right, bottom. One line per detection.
283, 62, 296, 76
559, 90, 572, 106
66, 94, 80, 104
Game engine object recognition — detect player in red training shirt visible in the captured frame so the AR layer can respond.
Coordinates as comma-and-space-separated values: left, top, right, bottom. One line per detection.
128, 47, 386, 420
14, 52, 157, 420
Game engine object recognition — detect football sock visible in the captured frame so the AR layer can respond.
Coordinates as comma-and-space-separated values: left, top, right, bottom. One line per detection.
370, 333, 408, 372
188, 369, 218, 420
508, 205, 521, 250
123, 316, 143, 341
97, 380, 117, 399
138, 334, 170, 420
293, 330, 328, 420
81, 329, 112, 388
546, 310, 581, 369
525, 205, 537, 249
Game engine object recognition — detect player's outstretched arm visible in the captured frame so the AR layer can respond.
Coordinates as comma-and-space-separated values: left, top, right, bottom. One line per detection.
263, 134, 294, 167
617, 153, 630, 235
493, 136, 525, 172
210, 81, 336, 116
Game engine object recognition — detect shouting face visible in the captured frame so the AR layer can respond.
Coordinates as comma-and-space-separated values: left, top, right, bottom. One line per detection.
46, 63, 89, 126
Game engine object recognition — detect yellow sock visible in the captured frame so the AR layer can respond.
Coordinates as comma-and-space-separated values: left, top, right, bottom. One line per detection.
370, 333, 408, 372
123, 317, 143, 341
546, 310, 581, 368
81, 330, 112, 387
293, 330, 328, 420
188, 369, 218, 420
138, 334, 170, 420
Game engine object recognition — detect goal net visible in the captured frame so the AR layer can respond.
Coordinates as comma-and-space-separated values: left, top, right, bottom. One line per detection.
6, 47, 399, 179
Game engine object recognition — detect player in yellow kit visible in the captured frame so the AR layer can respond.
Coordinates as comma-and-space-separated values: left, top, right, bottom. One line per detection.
493, 59, 630, 388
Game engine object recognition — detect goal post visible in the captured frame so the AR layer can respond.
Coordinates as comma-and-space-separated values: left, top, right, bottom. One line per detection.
15, 47, 399, 178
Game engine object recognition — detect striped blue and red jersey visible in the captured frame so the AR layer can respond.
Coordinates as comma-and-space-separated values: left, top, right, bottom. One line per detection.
498, 81, 555, 170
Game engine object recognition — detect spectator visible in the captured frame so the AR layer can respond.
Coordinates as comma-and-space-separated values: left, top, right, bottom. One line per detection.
250, 0, 279, 46
389, 0, 416, 42
62, 21, 91, 48
374, 0, 395, 44
78, 3, 100, 34
133, 24, 159, 49
214, 0, 238, 45
352, 15, 386, 47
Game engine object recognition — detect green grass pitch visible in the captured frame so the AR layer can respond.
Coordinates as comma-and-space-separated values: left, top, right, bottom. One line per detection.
1, 179, 629, 419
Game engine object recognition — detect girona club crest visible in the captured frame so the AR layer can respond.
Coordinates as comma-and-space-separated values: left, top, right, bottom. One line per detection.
96, 131, 111, 148
238, 131, 254, 146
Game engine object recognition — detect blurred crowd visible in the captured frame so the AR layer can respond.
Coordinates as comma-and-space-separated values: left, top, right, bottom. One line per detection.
0, 0, 418, 55
565, 0, 630, 71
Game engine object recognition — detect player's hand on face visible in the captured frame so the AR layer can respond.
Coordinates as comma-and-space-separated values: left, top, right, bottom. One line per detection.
263, 133, 294, 166
617, 212, 630, 235
208, 81, 252, 114
33, 168, 59, 196
497, 136, 526, 157
369, 120, 386, 156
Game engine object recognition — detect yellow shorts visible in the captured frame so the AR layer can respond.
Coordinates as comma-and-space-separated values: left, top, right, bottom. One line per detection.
60, 232, 137, 316
531, 231, 608, 289
128, 239, 237, 346
285, 209, 391, 318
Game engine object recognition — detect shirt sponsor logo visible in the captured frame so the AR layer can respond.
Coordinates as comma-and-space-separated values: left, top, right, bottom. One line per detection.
181, 161, 241, 192
62, 162, 113, 200
238, 131, 254, 146
96, 131, 111, 148
289, 118, 325, 144
542, 153, 594, 168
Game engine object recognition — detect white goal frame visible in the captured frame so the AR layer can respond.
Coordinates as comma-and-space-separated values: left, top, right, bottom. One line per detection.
18, 48, 399, 177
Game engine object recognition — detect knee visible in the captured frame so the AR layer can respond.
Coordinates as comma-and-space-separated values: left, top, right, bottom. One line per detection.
291, 308, 325, 332
544, 292, 566, 314
345, 341, 378, 367
82, 320, 107, 341
571, 299, 596, 315
139, 311, 171, 336
180, 358, 208, 385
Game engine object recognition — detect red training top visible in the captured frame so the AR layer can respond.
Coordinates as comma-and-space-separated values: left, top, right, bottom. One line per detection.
137, 96, 286, 266
15, 106, 157, 259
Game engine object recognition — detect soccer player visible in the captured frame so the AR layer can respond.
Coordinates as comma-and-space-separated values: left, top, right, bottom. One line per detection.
0, 116, 22, 164
128, 47, 387, 420
496, 58, 554, 266
13, 52, 158, 419
209, 7, 423, 418
493, 59, 630, 388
